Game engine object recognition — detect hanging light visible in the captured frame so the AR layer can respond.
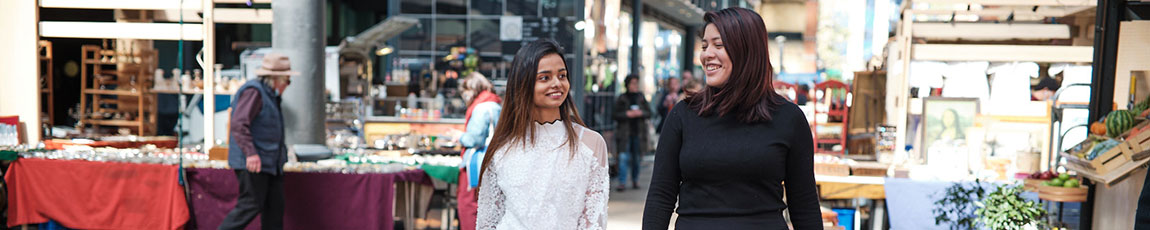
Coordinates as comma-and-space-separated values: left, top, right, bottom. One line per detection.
375, 45, 394, 56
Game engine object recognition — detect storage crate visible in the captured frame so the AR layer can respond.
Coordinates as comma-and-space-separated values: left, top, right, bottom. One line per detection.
815, 163, 850, 177
1062, 141, 1132, 174
850, 162, 888, 177
1126, 122, 1150, 161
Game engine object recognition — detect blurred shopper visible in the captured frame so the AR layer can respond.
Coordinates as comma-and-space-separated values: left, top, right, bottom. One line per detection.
221, 53, 296, 230
656, 76, 682, 133
614, 74, 651, 191
1031, 76, 1061, 101
457, 72, 502, 230
476, 39, 609, 229
643, 8, 822, 230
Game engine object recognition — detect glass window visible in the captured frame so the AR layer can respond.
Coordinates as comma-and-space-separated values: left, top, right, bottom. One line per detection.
437, 0, 467, 15
436, 19, 468, 52
400, 0, 431, 14
470, 0, 502, 15
540, 0, 575, 17
398, 19, 433, 51
469, 19, 502, 54
506, 0, 538, 17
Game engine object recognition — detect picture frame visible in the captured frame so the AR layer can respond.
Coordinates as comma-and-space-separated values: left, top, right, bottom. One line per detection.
920, 97, 980, 163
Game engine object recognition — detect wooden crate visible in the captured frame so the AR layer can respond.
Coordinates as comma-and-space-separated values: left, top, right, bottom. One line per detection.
850, 162, 889, 177
815, 163, 850, 177
1063, 142, 1133, 174
1126, 122, 1150, 160
1037, 185, 1088, 202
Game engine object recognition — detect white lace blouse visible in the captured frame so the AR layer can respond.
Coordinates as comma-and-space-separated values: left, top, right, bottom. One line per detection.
477, 121, 610, 230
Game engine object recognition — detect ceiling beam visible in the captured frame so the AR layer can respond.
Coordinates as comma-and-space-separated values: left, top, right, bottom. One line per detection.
910, 0, 1096, 6
155, 8, 273, 24
39, 0, 271, 10
39, 21, 204, 40
912, 22, 1071, 40
912, 44, 1093, 62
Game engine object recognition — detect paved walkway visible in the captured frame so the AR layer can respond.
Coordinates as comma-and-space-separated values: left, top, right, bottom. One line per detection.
607, 156, 658, 230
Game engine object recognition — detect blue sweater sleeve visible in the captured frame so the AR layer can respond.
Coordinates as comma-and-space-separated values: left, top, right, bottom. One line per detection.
461, 103, 500, 148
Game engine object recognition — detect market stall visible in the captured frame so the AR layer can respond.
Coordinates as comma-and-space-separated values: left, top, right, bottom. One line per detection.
802, 0, 1104, 229
185, 168, 430, 230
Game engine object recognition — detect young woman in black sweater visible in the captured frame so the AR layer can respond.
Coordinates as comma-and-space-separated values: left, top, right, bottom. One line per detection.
642, 7, 822, 230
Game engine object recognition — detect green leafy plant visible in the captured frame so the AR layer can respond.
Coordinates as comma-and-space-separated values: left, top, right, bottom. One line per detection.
975, 184, 1046, 230
933, 179, 989, 230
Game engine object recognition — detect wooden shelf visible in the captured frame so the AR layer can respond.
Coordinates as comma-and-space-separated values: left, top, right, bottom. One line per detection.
1064, 155, 1150, 187
79, 45, 158, 136
150, 88, 235, 95
85, 89, 143, 96
84, 119, 140, 126
83, 59, 120, 65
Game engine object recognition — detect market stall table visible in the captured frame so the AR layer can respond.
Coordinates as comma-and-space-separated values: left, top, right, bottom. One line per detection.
43, 138, 178, 149
5, 158, 189, 229
185, 168, 431, 230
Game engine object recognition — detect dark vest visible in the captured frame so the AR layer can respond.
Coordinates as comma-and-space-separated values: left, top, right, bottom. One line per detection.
228, 80, 287, 175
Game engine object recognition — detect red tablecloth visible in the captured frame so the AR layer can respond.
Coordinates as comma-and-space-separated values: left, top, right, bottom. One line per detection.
6, 158, 190, 229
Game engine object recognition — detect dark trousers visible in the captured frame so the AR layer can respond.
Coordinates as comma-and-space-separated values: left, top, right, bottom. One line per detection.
219, 170, 284, 230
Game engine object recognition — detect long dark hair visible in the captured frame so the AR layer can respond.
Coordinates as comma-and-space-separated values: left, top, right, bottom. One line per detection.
479, 39, 586, 184
685, 7, 784, 123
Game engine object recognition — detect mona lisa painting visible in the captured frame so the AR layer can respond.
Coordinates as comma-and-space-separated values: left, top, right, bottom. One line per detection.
921, 97, 980, 161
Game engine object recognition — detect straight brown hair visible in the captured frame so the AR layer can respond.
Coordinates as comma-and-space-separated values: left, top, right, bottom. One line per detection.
479, 39, 586, 185
686, 7, 784, 123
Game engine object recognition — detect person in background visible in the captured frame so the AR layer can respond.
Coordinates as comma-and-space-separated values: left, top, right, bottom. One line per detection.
1031, 76, 1061, 101
656, 76, 682, 134
220, 53, 296, 230
457, 72, 502, 230
681, 70, 696, 88
613, 74, 651, 192
796, 84, 810, 105
643, 7, 822, 229
476, 39, 609, 229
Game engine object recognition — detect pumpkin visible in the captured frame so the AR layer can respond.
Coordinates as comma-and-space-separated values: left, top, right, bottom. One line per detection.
1091, 122, 1107, 136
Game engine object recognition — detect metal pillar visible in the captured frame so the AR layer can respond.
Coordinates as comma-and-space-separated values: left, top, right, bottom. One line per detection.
572, 0, 586, 110
202, 0, 216, 149
682, 25, 697, 78
1084, 0, 1125, 229
631, 0, 642, 77
274, 0, 326, 145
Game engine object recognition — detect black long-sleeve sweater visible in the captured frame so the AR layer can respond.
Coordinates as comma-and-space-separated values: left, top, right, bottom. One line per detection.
643, 100, 822, 229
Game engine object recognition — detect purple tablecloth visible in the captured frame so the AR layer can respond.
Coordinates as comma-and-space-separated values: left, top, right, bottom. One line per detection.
185, 168, 431, 230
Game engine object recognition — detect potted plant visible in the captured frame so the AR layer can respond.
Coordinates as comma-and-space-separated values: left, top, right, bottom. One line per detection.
933, 179, 990, 230
975, 184, 1047, 230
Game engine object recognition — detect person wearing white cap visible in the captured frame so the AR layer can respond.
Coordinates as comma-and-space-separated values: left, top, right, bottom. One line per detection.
220, 53, 297, 230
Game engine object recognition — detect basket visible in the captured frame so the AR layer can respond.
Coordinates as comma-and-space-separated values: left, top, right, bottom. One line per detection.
1037, 184, 1088, 202
850, 162, 888, 177
815, 163, 850, 177
1023, 179, 1043, 191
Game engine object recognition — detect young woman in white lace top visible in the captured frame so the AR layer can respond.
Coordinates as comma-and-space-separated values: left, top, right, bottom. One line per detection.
476, 39, 610, 230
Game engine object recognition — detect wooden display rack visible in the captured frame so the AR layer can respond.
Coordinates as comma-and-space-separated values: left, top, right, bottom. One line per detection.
78, 44, 158, 135
38, 41, 54, 127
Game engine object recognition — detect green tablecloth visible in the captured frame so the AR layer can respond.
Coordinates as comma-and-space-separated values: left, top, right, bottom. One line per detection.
419, 164, 459, 184
333, 154, 460, 184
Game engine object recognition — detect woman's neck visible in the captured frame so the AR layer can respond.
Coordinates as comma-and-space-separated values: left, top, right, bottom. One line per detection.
535, 108, 562, 124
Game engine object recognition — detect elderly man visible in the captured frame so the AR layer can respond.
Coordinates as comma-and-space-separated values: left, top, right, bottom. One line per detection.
220, 53, 296, 230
